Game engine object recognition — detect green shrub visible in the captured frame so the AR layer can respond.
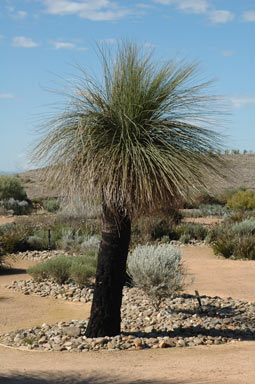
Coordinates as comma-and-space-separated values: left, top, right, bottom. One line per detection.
70, 255, 97, 287
28, 255, 72, 284
0, 198, 32, 215
0, 223, 33, 254
210, 218, 255, 260
199, 204, 228, 217
70, 264, 96, 287
212, 233, 235, 259
175, 223, 208, 241
43, 199, 60, 213
0, 175, 27, 201
27, 235, 47, 251
150, 218, 171, 240
179, 233, 191, 244
227, 190, 255, 210
205, 225, 222, 244
27, 262, 50, 281
233, 235, 255, 260
28, 253, 97, 286
231, 218, 255, 235
217, 186, 247, 206
47, 256, 72, 284
131, 211, 181, 245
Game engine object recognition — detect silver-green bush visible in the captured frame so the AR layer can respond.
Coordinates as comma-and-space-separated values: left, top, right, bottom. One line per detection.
127, 244, 185, 305
231, 218, 255, 235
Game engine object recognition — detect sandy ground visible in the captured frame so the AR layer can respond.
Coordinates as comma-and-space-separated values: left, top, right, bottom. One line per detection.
0, 216, 15, 226
182, 217, 222, 225
1, 246, 255, 382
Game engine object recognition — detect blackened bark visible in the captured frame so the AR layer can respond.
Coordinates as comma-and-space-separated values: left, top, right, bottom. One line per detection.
85, 204, 131, 337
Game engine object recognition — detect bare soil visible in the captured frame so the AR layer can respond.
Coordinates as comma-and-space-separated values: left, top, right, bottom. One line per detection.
1, 247, 255, 383
0, 216, 15, 226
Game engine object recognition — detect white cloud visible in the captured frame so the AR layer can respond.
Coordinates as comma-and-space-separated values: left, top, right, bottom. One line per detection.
14, 10, 28, 19
0, 93, 15, 99
12, 36, 39, 48
229, 95, 255, 109
242, 10, 255, 22
100, 38, 117, 44
220, 50, 235, 57
51, 41, 87, 50
43, 0, 131, 21
153, 0, 234, 23
143, 42, 156, 49
208, 10, 234, 24
153, 0, 209, 14
136, 3, 153, 9
176, 0, 209, 14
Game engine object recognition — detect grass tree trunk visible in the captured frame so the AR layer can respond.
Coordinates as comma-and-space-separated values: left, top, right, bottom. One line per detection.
85, 204, 131, 337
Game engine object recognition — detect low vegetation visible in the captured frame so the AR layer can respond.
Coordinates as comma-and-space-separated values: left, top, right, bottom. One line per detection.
127, 244, 185, 306
208, 217, 255, 260
28, 252, 97, 287
0, 175, 27, 201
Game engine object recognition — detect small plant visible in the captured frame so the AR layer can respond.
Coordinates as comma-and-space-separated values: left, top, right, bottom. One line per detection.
27, 235, 47, 251
0, 198, 32, 215
212, 233, 235, 259
231, 218, 255, 235
28, 253, 97, 286
131, 211, 181, 246
175, 223, 207, 241
70, 255, 97, 287
0, 223, 33, 254
43, 199, 60, 213
23, 337, 35, 345
179, 233, 191, 244
199, 204, 228, 217
127, 244, 185, 305
233, 235, 255, 260
27, 262, 50, 281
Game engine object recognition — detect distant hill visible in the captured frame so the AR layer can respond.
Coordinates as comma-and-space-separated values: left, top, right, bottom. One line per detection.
17, 154, 255, 200
0, 171, 16, 175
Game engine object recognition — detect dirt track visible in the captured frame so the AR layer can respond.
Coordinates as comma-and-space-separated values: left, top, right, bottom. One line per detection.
1, 247, 255, 383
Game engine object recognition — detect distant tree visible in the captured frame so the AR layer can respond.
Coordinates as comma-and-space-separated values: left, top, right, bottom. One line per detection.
33, 41, 225, 337
0, 175, 27, 201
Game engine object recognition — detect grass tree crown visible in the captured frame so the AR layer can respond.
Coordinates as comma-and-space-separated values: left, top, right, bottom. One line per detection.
33, 41, 225, 216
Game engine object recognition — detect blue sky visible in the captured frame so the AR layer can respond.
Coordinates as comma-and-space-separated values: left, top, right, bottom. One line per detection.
1, 0, 255, 172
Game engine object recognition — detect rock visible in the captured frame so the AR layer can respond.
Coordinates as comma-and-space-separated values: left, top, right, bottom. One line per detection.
63, 326, 81, 337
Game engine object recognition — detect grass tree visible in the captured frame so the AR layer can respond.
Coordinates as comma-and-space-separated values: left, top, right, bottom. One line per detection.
33, 41, 225, 337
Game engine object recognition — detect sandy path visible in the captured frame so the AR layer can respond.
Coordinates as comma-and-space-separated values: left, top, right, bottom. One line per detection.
0, 258, 90, 334
1, 247, 255, 383
183, 246, 255, 302
1, 342, 255, 383
0, 216, 15, 226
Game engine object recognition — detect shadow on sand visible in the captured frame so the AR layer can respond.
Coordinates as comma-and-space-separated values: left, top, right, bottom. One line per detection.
0, 267, 27, 276
0, 373, 211, 384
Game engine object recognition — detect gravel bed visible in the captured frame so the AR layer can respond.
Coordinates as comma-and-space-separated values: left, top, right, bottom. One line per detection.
9, 241, 206, 262
1, 287, 255, 352
9, 250, 68, 261
6, 279, 93, 303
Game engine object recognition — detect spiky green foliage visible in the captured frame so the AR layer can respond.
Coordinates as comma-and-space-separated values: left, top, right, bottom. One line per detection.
33, 42, 225, 215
